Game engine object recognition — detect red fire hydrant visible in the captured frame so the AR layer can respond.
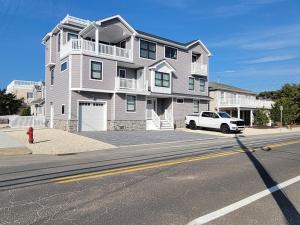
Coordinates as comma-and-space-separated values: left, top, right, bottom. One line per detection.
27, 127, 34, 144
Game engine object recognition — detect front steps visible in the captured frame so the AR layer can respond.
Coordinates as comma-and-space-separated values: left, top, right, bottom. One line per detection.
146, 119, 174, 130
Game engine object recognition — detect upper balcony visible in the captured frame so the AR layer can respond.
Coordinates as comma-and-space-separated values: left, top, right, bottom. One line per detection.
60, 39, 132, 62
219, 97, 273, 109
115, 77, 148, 94
191, 62, 208, 76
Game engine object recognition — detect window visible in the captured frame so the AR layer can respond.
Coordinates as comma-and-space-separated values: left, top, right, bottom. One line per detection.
200, 79, 205, 92
155, 72, 170, 87
91, 61, 102, 80
27, 92, 33, 99
61, 62, 68, 71
126, 95, 136, 112
118, 40, 126, 49
119, 69, 126, 78
192, 53, 200, 63
140, 40, 156, 60
57, 33, 61, 52
165, 46, 177, 60
61, 105, 65, 115
50, 68, 54, 85
193, 100, 199, 113
67, 33, 78, 41
176, 98, 184, 104
202, 112, 219, 118
189, 77, 194, 90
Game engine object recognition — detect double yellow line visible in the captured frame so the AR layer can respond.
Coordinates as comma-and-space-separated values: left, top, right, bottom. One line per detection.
53, 149, 244, 184
53, 139, 300, 184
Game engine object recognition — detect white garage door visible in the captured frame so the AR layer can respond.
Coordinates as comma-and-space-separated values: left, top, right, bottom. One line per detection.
79, 102, 106, 131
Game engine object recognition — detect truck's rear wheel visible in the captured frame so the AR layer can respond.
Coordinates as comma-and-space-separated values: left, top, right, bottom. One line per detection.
221, 124, 230, 133
189, 120, 196, 130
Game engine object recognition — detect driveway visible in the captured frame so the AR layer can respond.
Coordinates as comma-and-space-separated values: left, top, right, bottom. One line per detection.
78, 130, 219, 146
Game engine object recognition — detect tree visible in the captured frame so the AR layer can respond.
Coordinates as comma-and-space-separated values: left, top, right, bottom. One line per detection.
259, 83, 300, 125
254, 108, 269, 127
20, 107, 31, 116
0, 89, 24, 115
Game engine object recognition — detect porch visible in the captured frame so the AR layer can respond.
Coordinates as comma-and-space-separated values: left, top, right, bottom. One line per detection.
146, 97, 174, 130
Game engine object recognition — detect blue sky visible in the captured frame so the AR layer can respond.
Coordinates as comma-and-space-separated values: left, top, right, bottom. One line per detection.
0, 0, 299, 92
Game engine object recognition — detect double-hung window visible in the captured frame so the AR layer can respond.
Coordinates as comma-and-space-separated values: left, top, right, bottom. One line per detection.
50, 68, 54, 85
91, 61, 102, 80
193, 100, 199, 113
155, 72, 170, 88
165, 46, 177, 60
126, 95, 136, 112
189, 77, 194, 90
140, 40, 156, 60
200, 79, 205, 92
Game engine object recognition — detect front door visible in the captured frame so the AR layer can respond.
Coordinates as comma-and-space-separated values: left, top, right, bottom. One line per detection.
146, 98, 156, 119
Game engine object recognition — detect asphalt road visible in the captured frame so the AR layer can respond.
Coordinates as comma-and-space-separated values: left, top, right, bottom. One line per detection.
0, 132, 299, 225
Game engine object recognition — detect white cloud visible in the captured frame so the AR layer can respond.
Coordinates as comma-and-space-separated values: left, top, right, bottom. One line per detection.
243, 54, 298, 64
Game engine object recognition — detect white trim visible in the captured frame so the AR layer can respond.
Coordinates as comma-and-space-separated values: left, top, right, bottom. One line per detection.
80, 54, 83, 88
139, 38, 157, 61
60, 61, 68, 72
186, 40, 212, 56
118, 68, 127, 78
71, 87, 115, 93
50, 67, 55, 86
49, 35, 52, 63
125, 94, 137, 113
113, 93, 116, 120
68, 55, 72, 120
164, 45, 178, 61
176, 98, 184, 104
89, 59, 103, 81
77, 99, 108, 131
148, 59, 176, 72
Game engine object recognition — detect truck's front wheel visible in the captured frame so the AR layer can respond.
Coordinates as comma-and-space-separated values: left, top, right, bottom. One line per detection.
221, 124, 230, 133
189, 120, 197, 130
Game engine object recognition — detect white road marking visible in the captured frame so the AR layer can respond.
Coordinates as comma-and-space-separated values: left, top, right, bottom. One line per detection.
187, 175, 300, 225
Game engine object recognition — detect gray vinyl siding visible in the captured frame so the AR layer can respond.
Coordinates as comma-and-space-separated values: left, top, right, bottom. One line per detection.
71, 91, 113, 121
45, 39, 50, 65
117, 66, 137, 79
81, 55, 116, 90
132, 37, 209, 96
50, 35, 56, 63
71, 55, 81, 88
114, 94, 146, 120
173, 98, 208, 120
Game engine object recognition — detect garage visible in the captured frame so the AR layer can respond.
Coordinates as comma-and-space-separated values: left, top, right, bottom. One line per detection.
78, 101, 107, 131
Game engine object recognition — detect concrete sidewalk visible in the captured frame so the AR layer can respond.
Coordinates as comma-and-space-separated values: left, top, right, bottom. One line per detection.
0, 132, 31, 156
4, 128, 115, 155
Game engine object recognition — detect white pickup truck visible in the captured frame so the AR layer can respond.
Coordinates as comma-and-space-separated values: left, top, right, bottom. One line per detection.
185, 111, 245, 133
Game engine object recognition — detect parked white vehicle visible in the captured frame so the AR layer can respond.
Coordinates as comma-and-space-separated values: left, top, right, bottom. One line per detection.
185, 111, 245, 133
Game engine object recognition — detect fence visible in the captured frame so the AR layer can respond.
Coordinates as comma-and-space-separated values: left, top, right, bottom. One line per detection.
8, 115, 46, 128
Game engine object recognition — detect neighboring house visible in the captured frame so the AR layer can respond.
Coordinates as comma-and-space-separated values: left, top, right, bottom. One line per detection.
6, 80, 43, 105
209, 82, 273, 126
30, 82, 45, 116
42, 15, 212, 132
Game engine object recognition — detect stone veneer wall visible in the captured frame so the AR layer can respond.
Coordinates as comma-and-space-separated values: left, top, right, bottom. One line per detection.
52, 119, 78, 132
108, 120, 146, 131
174, 120, 186, 129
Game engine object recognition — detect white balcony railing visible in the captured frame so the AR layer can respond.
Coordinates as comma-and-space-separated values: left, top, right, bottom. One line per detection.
219, 97, 274, 109
191, 62, 208, 75
61, 39, 132, 61
115, 77, 148, 92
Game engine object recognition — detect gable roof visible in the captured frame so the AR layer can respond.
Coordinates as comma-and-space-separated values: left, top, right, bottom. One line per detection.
209, 82, 257, 95
148, 59, 176, 72
96, 15, 137, 34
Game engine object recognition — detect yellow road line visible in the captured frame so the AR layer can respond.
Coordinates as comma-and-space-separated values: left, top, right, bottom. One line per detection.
54, 150, 244, 184
53, 139, 300, 184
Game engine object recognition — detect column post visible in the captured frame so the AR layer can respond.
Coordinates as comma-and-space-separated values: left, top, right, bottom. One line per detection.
237, 107, 241, 119
250, 109, 254, 127
95, 27, 99, 54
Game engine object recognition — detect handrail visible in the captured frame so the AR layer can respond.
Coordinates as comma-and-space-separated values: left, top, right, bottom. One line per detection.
191, 62, 208, 75
219, 97, 274, 109
165, 109, 173, 127
152, 110, 161, 129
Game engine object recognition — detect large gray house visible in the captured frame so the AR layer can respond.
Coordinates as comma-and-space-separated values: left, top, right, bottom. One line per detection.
43, 15, 211, 132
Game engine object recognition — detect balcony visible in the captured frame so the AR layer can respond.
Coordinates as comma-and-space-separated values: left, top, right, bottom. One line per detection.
115, 77, 148, 93
219, 97, 274, 109
60, 39, 132, 62
191, 62, 208, 76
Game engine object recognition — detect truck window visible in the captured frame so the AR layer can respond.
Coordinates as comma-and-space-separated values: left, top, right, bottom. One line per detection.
212, 113, 219, 118
202, 112, 210, 117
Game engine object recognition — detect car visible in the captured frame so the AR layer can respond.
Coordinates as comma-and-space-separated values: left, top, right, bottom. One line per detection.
185, 111, 245, 133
